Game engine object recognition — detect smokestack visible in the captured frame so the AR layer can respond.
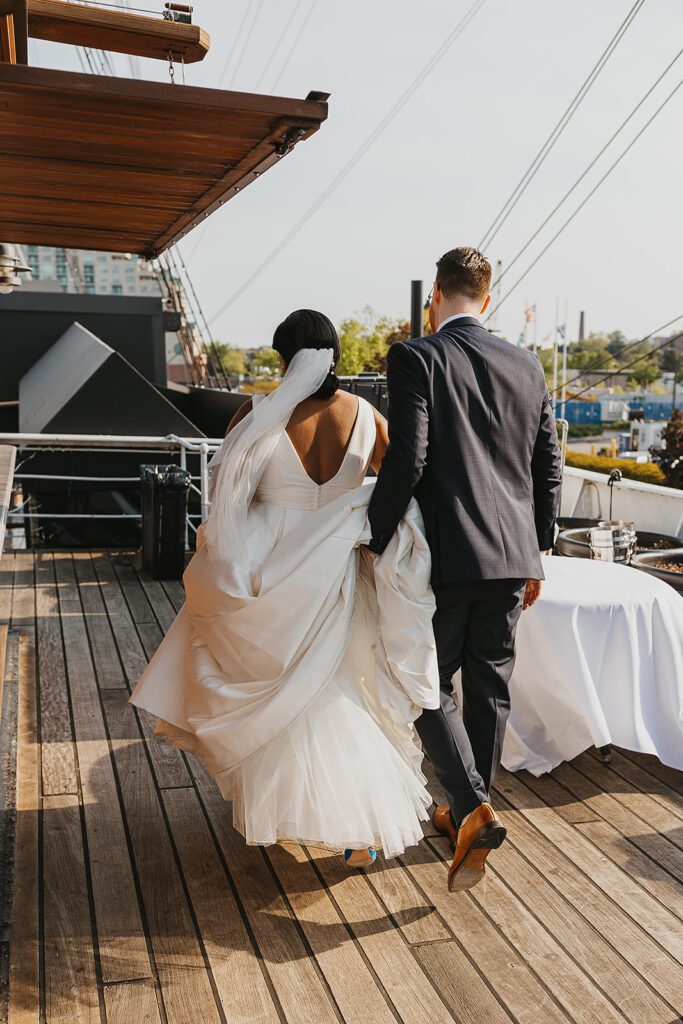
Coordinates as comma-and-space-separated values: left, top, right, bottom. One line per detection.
578, 310, 585, 342
411, 280, 423, 339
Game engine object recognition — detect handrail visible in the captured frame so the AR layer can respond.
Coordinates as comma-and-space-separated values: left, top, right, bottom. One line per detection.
0, 432, 223, 549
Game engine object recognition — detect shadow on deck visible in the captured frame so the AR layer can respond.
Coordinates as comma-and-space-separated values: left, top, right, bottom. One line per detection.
1, 550, 682, 1024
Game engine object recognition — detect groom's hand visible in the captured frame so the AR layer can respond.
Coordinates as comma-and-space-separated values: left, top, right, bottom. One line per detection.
523, 579, 542, 610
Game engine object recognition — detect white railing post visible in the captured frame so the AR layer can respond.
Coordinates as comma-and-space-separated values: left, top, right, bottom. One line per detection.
199, 442, 210, 523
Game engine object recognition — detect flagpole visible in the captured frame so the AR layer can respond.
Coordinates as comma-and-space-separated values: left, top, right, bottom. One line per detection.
532, 300, 538, 355
552, 296, 559, 413
560, 298, 569, 419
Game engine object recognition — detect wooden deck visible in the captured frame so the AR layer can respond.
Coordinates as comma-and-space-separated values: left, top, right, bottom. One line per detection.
1, 549, 683, 1024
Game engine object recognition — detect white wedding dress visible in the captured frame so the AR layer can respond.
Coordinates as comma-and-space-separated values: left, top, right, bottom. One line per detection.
130, 353, 440, 858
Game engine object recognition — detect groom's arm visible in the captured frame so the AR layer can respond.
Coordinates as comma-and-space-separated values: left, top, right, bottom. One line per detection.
531, 387, 563, 551
367, 342, 429, 554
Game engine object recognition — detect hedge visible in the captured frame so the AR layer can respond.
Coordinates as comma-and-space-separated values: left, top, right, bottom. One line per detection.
565, 451, 667, 486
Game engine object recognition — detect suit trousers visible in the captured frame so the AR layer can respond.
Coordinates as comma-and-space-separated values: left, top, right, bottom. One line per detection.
415, 578, 526, 825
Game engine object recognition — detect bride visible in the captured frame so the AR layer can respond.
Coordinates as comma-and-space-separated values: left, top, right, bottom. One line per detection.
130, 309, 440, 867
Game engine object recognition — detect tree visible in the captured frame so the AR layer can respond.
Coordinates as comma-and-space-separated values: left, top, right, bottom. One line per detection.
650, 408, 683, 488
337, 308, 410, 376
250, 348, 281, 376
212, 343, 247, 377
628, 361, 660, 390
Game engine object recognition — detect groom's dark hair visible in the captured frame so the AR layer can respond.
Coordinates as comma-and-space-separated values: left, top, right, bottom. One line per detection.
436, 247, 491, 301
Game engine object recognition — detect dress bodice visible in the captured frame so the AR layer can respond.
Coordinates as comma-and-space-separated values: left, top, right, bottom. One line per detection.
254, 396, 375, 511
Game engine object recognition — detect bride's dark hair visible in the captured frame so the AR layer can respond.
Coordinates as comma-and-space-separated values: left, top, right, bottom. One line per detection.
272, 309, 341, 400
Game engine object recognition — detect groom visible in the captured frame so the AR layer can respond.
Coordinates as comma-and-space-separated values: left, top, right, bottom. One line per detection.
367, 247, 562, 892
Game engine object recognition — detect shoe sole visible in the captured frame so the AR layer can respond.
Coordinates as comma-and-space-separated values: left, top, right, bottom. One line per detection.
448, 821, 507, 893
344, 850, 377, 869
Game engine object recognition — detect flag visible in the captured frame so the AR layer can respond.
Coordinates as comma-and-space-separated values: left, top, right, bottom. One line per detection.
524, 304, 536, 323
557, 323, 566, 339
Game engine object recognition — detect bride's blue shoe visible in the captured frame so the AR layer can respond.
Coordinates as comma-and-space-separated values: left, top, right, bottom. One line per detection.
344, 847, 377, 869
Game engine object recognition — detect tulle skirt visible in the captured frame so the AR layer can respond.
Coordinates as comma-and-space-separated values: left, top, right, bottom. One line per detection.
219, 665, 431, 858
159, 657, 432, 859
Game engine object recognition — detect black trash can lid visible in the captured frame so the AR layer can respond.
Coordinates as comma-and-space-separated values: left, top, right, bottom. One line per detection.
139, 464, 192, 489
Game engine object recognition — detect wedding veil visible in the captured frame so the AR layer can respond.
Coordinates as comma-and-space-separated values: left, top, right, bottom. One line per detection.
204, 347, 334, 562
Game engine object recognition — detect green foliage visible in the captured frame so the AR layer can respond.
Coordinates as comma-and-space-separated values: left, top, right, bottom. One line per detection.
628, 362, 660, 390
650, 408, 683, 488
250, 349, 281, 375
565, 451, 667, 486
567, 423, 605, 438
337, 307, 411, 376
212, 343, 247, 377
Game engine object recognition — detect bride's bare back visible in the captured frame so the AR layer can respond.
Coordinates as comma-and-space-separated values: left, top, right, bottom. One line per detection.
227, 390, 389, 483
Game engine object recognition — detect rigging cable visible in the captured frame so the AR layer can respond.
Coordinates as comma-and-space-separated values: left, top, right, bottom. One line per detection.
550, 313, 683, 396
556, 323, 683, 401
491, 47, 682, 291
484, 75, 683, 323
477, 0, 645, 251
271, 0, 320, 91
216, 0, 254, 88
253, 0, 305, 91
227, 0, 266, 89
209, 0, 487, 323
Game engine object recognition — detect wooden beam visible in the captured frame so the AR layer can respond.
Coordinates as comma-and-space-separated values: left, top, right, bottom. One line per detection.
27, 0, 210, 63
1, 1, 31, 63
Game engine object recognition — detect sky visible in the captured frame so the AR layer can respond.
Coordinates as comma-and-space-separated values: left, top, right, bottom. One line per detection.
32, 0, 683, 348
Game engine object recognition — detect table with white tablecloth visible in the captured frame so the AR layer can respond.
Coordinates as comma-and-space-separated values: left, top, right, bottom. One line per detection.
501, 556, 683, 776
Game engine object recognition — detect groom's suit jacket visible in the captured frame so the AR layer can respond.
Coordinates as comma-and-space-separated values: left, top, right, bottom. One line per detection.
368, 316, 563, 585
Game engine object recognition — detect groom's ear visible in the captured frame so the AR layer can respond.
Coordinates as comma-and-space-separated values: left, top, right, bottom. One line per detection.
480, 293, 491, 314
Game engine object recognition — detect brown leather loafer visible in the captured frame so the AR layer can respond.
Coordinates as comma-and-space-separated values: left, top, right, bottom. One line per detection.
432, 805, 457, 849
447, 802, 506, 893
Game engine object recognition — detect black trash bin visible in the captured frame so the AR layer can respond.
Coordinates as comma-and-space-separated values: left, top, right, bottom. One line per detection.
140, 464, 191, 579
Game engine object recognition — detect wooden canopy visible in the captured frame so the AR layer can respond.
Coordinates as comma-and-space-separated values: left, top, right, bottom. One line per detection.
1, 0, 209, 65
0, 64, 329, 257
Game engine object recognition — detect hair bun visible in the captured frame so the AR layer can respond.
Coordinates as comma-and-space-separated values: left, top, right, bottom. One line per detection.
311, 369, 340, 401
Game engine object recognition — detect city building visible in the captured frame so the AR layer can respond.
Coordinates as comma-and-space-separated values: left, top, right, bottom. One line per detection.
17, 244, 162, 297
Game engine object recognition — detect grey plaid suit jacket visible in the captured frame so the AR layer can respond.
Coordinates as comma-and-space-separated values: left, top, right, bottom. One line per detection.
367, 316, 563, 585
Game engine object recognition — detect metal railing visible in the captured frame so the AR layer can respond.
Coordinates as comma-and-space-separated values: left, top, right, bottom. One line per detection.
0, 432, 224, 547
0, 420, 570, 547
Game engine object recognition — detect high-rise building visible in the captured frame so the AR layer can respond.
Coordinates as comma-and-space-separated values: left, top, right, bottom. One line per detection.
18, 245, 162, 297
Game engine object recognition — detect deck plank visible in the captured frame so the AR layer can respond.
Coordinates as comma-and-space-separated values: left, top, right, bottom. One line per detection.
495, 771, 683, 1004
34, 552, 78, 795
52, 553, 153, 985
485, 803, 674, 1023
539, 762, 683, 885
430, 834, 626, 1024
92, 553, 191, 790
399, 841, 570, 1024
5, 549, 683, 1024
72, 553, 126, 690
190, 760, 344, 1024
8, 554, 40, 1024
102, 689, 223, 1024
162, 786, 281, 1024
268, 842, 402, 1024
307, 847, 458, 1024
42, 793, 100, 1024
103, 980, 161, 1024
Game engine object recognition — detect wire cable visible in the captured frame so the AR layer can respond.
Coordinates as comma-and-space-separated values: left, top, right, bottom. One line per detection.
216, 1, 253, 88
558, 325, 683, 401
551, 314, 683, 396
478, 0, 645, 251
485, 74, 683, 323
209, 0, 487, 323
227, 0, 266, 89
270, 0, 320, 91
493, 47, 682, 291
253, 0, 305, 91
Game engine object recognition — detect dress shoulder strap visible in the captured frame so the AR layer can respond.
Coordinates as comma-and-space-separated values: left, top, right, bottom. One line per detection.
349, 395, 377, 468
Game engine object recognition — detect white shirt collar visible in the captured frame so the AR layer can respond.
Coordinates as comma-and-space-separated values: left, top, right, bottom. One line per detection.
437, 312, 480, 331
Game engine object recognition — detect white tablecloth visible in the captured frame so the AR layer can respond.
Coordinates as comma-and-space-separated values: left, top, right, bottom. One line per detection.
502, 556, 683, 776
